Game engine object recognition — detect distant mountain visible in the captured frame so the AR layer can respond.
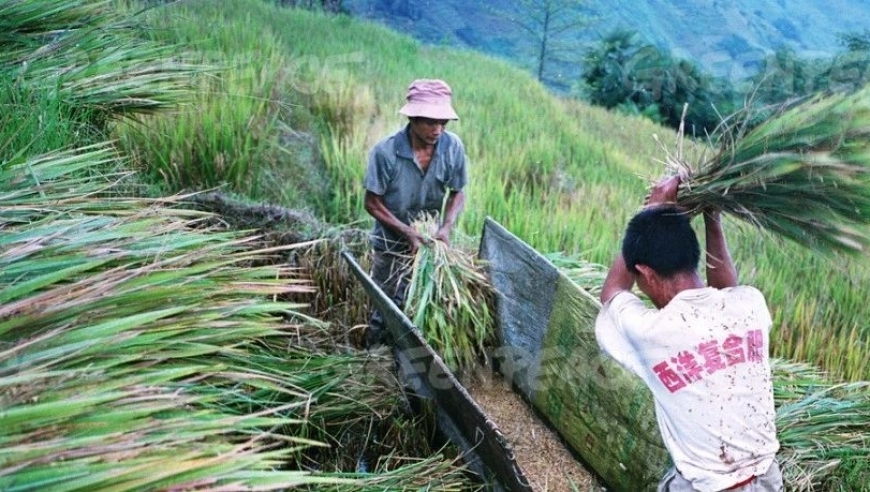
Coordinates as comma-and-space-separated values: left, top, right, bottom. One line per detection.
343, 0, 870, 89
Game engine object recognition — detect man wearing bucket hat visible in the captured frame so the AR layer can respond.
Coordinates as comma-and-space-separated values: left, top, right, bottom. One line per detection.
362, 79, 468, 348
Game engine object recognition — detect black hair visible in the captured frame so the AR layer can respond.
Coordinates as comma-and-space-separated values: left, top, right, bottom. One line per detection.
622, 205, 700, 277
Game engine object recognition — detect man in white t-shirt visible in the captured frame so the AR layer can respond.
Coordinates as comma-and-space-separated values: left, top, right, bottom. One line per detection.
595, 176, 782, 492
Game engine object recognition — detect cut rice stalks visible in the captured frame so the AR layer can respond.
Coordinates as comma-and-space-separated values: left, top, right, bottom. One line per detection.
663, 87, 870, 254
773, 360, 870, 491
404, 217, 497, 375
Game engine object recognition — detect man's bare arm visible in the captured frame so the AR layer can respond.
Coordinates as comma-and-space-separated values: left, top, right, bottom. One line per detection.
704, 210, 738, 288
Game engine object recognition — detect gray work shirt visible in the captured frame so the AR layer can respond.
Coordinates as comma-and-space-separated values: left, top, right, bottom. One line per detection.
364, 124, 468, 252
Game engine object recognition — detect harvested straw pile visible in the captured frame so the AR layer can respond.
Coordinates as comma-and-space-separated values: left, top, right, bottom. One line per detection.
667, 87, 870, 253
404, 217, 497, 375
773, 360, 870, 490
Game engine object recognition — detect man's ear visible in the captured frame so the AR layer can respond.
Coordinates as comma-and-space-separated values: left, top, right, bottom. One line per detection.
634, 264, 657, 284
634, 263, 665, 308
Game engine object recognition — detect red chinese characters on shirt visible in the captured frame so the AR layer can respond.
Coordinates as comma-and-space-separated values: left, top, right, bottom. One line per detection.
652, 329, 765, 393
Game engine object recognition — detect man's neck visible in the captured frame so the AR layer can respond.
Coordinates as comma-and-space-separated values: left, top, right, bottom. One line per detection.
657, 272, 705, 308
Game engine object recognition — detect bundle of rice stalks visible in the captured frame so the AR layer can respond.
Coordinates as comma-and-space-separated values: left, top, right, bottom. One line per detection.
404, 217, 497, 375
666, 87, 870, 253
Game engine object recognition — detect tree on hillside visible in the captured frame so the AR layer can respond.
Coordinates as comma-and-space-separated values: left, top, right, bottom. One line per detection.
749, 39, 869, 111
749, 47, 815, 105
832, 29, 870, 91
579, 30, 657, 108
839, 29, 870, 52
496, 0, 589, 87
579, 30, 731, 136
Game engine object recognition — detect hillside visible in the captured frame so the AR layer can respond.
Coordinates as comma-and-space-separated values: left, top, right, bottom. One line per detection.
344, 0, 870, 86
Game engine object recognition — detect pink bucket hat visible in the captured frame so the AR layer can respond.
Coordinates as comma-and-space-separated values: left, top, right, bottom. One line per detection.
398, 79, 459, 120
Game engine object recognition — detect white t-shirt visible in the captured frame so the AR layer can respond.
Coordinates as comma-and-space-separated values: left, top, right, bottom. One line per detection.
595, 286, 779, 492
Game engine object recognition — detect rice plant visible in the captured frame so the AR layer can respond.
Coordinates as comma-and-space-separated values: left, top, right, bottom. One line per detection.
667, 89, 870, 254
404, 217, 496, 375
109, 0, 343, 201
